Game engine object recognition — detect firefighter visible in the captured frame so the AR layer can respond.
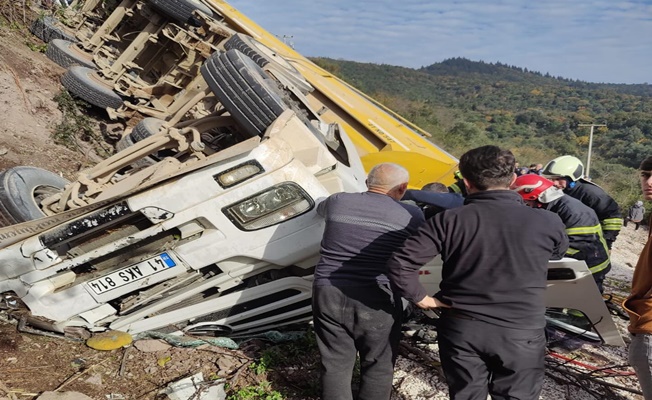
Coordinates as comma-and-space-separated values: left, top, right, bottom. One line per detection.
447, 170, 468, 196
541, 155, 622, 250
513, 174, 611, 292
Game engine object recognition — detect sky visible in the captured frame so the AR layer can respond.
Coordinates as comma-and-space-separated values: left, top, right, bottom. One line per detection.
226, 0, 652, 84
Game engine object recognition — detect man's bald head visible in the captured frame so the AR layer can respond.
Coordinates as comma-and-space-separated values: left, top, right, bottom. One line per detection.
366, 163, 410, 200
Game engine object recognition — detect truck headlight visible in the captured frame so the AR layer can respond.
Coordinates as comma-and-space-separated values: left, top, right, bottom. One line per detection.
224, 183, 313, 230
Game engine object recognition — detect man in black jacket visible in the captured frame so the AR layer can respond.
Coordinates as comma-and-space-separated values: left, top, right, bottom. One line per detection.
387, 145, 569, 400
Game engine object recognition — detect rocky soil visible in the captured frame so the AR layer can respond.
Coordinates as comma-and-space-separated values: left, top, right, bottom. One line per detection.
0, 11, 647, 400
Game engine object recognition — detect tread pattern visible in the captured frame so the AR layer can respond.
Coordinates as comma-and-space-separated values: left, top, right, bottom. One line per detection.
223, 34, 271, 68
115, 118, 167, 168
61, 66, 123, 110
115, 134, 157, 168
147, 0, 213, 25
46, 39, 95, 69
30, 16, 76, 43
201, 49, 287, 137
131, 118, 165, 142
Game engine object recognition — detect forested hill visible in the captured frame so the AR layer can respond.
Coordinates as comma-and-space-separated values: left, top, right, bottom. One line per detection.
421, 58, 652, 97
309, 56, 652, 207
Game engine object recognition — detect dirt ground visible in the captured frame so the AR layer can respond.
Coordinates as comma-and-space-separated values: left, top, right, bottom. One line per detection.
0, 26, 97, 178
0, 15, 647, 400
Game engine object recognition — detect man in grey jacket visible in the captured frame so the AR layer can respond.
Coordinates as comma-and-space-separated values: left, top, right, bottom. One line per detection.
313, 162, 425, 400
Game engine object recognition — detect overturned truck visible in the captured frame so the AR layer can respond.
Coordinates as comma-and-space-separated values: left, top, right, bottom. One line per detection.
0, 0, 623, 345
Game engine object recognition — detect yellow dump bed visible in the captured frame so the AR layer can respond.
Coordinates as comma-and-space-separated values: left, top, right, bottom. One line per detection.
209, 0, 459, 188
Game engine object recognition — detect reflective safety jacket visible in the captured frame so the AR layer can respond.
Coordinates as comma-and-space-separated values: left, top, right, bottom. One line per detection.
545, 195, 610, 275
448, 171, 468, 197
564, 179, 622, 249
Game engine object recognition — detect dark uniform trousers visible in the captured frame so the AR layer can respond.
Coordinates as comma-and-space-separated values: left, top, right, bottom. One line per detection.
312, 285, 403, 400
437, 310, 546, 400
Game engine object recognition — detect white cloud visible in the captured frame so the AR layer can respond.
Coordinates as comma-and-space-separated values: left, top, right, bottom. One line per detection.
226, 0, 652, 83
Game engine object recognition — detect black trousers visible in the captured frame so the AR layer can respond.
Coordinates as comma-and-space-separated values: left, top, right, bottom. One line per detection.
592, 263, 611, 294
437, 311, 546, 400
312, 284, 402, 400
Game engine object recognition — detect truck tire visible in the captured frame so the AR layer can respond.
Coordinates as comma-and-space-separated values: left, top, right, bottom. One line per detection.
201, 49, 288, 137
61, 66, 124, 110
115, 118, 166, 168
130, 118, 165, 142
0, 166, 69, 226
223, 34, 298, 75
46, 39, 95, 69
30, 16, 77, 43
147, 0, 213, 26
223, 34, 312, 94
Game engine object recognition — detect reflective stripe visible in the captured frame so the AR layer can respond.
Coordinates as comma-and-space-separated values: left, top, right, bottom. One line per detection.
565, 223, 611, 273
589, 258, 611, 274
450, 183, 462, 194
602, 218, 623, 231
566, 224, 601, 235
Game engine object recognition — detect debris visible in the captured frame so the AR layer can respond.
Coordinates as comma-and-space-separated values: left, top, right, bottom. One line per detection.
160, 372, 226, 400
158, 356, 172, 367
86, 331, 132, 351
70, 358, 85, 369
0, 380, 18, 400
241, 330, 306, 343
36, 392, 94, 400
118, 347, 130, 377
133, 339, 172, 353
54, 358, 112, 392
0, 148, 7, 156
134, 331, 238, 349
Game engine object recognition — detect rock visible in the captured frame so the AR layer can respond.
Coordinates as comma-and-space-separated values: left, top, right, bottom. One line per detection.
134, 339, 171, 353
85, 373, 103, 386
0, 148, 8, 156
144, 366, 158, 374
36, 392, 94, 400
216, 356, 238, 374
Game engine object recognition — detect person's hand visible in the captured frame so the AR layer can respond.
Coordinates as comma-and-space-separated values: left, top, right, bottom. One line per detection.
415, 295, 450, 310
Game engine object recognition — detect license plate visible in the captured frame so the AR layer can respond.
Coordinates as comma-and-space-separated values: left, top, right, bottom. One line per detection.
87, 253, 177, 295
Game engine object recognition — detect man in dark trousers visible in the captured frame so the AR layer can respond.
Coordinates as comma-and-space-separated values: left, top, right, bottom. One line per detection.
387, 145, 569, 400
312, 162, 425, 400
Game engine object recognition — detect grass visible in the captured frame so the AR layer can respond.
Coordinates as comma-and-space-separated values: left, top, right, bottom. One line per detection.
52, 90, 113, 158
227, 381, 284, 400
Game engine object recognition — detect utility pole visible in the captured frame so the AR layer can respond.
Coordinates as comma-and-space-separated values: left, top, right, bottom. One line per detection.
578, 123, 607, 179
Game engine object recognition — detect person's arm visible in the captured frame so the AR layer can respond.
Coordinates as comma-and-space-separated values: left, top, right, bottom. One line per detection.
403, 190, 464, 210
388, 217, 447, 306
582, 186, 622, 248
550, 217, 570, 260
316, 195, 332, 217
